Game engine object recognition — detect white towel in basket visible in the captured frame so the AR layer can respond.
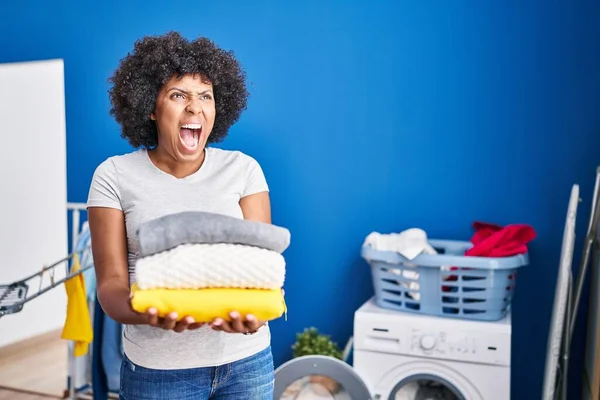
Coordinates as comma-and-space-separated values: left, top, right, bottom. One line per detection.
365, 228, 439, 302
363, 228, 437, 260
135, 243, 286, 290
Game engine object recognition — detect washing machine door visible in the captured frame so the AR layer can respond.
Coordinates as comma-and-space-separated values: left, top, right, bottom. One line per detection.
372, 360, 481, 400
274, 355, 373, 399
385, 374, 465, 400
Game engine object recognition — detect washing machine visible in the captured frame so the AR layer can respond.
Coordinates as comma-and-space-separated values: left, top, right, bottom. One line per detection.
273, 297, 511, 399
353, 297, 512, 400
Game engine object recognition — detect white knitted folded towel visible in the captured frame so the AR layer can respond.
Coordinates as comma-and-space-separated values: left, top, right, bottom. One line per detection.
134, 243, 286, 290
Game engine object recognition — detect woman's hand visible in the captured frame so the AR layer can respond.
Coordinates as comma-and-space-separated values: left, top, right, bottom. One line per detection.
209, 311, 265, 334
128, 295, 204, 332
143, 308, 206, 332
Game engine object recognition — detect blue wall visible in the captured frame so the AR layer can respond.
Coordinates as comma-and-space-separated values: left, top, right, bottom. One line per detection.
2, 1, 599, 398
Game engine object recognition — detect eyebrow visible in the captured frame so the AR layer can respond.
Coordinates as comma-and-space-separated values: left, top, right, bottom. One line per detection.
166, 87, 213, 95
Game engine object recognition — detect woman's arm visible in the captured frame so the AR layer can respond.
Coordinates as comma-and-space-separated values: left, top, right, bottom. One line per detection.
239, 191, 271, 223
88, 207, 146, 325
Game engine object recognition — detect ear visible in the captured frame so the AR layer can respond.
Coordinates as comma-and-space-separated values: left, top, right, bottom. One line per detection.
150, 112, 156, 120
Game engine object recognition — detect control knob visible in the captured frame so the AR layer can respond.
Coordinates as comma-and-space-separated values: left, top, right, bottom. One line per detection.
420, 334, 436, 350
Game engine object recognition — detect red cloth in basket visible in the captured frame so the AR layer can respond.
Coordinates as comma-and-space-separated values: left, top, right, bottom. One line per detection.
441, 221, 536, 291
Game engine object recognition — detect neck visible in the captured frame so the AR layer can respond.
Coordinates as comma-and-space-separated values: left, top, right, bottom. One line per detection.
147, 146, 206, 179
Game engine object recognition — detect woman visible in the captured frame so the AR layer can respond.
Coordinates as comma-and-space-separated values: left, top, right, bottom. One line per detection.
87, 32, 274, 399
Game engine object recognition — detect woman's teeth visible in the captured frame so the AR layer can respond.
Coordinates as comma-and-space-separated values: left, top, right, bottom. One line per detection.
181, 123, 202, 130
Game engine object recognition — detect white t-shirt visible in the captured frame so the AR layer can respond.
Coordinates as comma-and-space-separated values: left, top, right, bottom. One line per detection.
87, 147, 271, 369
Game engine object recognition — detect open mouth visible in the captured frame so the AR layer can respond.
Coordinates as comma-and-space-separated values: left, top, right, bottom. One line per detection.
179, 123, 202, 151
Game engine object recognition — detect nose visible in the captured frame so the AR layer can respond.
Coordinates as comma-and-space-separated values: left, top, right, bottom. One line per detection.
185, 97, 203, 115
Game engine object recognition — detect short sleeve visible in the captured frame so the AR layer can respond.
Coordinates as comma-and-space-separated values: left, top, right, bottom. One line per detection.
87, 158, 123, 210
242, 155, 269, 197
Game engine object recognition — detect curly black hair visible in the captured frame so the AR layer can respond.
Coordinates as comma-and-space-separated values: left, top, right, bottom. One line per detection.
108, 31, 249, 148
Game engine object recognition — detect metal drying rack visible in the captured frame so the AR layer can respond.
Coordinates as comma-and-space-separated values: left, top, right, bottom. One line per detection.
0, 247, 93, 319
0, 203, 95, 400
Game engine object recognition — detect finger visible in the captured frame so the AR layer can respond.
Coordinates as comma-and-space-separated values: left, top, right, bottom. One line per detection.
222, 319, 236, 333
173, 316, 194, 333
161, 312, 178, 330
210, 318, 225, 332
244, 314, 261, 332
188, 322, 205, 330
229, 311, 246, 333
146, 308, 159, 326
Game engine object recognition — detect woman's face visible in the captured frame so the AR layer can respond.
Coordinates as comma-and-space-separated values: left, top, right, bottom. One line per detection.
151, 73, 216, 162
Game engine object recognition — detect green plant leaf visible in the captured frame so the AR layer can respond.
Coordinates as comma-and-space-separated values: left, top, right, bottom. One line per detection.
291, 327, 343, 360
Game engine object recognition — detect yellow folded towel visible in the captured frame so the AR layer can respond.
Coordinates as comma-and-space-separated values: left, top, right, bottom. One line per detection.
130, 283, 287, 323
61, 254, 93, 356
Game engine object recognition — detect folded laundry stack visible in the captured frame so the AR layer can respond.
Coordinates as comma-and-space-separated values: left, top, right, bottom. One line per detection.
130, 211, 291, 323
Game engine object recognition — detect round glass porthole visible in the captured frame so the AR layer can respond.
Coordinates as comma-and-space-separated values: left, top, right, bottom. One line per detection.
388, 374, 465, 400
279, 374, 353, 399
274, 355, 371, 399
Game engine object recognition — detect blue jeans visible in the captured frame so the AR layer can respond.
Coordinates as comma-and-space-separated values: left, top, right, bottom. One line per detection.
119, 346, 274, 399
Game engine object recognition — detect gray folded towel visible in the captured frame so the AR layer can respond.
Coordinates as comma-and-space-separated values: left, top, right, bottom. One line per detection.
137, 211, 291, 257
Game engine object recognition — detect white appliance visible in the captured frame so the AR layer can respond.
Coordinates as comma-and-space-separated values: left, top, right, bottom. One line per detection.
353, 298, 512, 400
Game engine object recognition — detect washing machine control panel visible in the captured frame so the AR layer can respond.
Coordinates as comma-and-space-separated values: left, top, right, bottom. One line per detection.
411, 330, 474, 353
408, 328, 510, 365
353, 299, 512, 366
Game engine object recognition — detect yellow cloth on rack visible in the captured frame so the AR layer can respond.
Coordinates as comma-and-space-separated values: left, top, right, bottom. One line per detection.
61, 253, 93, 356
